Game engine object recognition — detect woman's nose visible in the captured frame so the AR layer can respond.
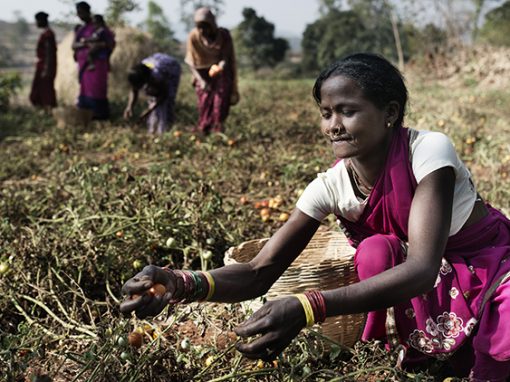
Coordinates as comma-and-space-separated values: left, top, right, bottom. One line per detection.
326, 116, 342, 135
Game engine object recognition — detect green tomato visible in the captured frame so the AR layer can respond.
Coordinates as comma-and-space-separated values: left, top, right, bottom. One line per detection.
117, 336, 127, 347
0, 262, 9, 275
132, 260, 143, 270
120, 351, 130, 361
201, 250, 213, 260
180, 338, 190, 351
205, 238, 215, 245
166, 237, 176, 248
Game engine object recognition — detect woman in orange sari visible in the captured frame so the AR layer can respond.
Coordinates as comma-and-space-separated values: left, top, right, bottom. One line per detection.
185, 7, 239, 134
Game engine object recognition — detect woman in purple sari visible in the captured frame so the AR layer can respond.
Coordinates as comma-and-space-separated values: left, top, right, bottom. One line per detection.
72, 2, 115, 120
119, 54, 510, 381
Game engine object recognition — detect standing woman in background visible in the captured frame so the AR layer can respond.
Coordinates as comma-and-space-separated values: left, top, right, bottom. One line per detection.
185, 7, 240, 135
29, 12, 57, 110
72, 1, 115, 120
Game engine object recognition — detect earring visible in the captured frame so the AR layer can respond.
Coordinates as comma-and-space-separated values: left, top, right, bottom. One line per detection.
386, 121, 392, 128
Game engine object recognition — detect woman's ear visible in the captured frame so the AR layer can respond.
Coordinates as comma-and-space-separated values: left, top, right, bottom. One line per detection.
386, 101, 400, 127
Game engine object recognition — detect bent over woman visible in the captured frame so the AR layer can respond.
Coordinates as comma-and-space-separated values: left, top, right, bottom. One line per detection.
124, 53, 181, 134
120, 54, 510, 381
185, 7, 239, 134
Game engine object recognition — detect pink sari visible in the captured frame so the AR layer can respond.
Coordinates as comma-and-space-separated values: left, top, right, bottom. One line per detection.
337, 126, 510, 362
74, 23, 112, 119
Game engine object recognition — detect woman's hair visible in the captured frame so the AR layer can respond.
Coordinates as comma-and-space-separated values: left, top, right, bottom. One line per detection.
127, 63, 152, 89
312, 53, 408, 127
92, 14, 105, 25
76, 1, 91, 12
35, 12, 49, 22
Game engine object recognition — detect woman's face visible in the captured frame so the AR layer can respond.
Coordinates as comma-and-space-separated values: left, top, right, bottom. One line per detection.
319, 75, 395, 160
196, 21, 214, 38
77, 7, 91, 22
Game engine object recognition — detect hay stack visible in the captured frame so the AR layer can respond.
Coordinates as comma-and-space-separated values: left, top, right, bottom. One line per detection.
55, 27, 159, 104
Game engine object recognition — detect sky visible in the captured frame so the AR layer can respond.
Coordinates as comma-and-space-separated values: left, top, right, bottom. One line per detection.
0, 0, 321, 39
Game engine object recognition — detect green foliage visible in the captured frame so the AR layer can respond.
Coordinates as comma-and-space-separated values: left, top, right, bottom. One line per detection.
179, 0, 225, 31
233, 8, 289, 69
318, 0, 344, 15
13, 11, 29, 37
301, 9, 370, 71
478, 0, 510, 46
401, 23, 448, 59
144, 0, 180, 54
0, 72, 22, 111
105, 0, 140, 26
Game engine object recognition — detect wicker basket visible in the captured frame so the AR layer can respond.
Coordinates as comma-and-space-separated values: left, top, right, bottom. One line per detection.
224, 230, 366, 347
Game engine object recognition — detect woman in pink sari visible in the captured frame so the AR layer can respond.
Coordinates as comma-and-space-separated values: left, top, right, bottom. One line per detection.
119, 54, 510, 381
185, 7, 239, 134
72, 2, 115, 120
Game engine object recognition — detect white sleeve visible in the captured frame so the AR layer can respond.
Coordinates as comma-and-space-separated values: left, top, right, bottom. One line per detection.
412, 132, 460, 183
296, 177, 335, 222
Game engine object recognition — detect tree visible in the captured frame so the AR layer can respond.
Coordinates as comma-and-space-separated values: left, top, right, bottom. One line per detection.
348, 0, 396, 57
12, 11, 29, 49
179, 0, 224, 31
105, 0, 139, 26
477, 0, 510, 46
144, 0, 180, 53
232, 8, 289, 69
318, 0, 344, 15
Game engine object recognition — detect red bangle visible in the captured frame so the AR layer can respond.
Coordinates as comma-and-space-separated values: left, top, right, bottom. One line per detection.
304, 290, 326, 323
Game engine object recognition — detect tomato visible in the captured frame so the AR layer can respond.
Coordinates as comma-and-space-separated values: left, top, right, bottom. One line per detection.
128, 331, 143, 348
0, 262, 9, 275
132, 260, 143, 270
149, 283, 166, 296
201, 250, 213, 260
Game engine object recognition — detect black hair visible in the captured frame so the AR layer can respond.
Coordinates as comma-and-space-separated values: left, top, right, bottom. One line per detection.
92, 14, 105, 25
312, 53, 408, 127
35, 12, 49, 21
76, 1, 91, 12
127, 63, 152, 89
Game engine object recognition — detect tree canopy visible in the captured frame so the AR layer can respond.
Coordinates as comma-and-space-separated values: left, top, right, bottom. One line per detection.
477, 0, 510, 46
233, 8, 289, 69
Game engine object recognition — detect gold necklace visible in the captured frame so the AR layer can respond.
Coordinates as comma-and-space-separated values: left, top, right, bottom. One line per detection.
348, 159, 373, 198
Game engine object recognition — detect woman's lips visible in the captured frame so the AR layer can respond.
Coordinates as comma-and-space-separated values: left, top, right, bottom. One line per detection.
330, 135, 352, 142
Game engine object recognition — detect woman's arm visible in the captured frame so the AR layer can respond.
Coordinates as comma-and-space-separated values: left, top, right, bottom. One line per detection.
187, 64, 208, 90
120, 209, 320, 317
209, 209, 321, 302
123, 88, 139, 119
323, 166, 455, 316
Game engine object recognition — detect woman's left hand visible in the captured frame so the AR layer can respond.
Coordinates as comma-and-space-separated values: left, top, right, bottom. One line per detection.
234, 296, 306, 361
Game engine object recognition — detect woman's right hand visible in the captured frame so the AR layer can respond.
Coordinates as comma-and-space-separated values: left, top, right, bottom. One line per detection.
123, 107, 133, 120
198, 78, 209, 91
119, 265, 179, 318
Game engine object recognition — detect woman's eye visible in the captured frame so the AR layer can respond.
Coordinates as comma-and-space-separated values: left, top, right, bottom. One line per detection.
342, 110, 355, 117
320, 112, 331, 119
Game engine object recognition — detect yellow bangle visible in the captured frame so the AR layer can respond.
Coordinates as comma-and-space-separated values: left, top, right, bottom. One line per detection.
202, 272, 215, 301
294, 294, 315, 327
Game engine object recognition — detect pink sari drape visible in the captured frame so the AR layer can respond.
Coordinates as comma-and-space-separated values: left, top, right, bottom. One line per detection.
74, 23, 110, 119
337, 127, 510, 361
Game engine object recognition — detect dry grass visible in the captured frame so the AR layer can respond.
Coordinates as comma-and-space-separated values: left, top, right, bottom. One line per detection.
0, 59, 509, 381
